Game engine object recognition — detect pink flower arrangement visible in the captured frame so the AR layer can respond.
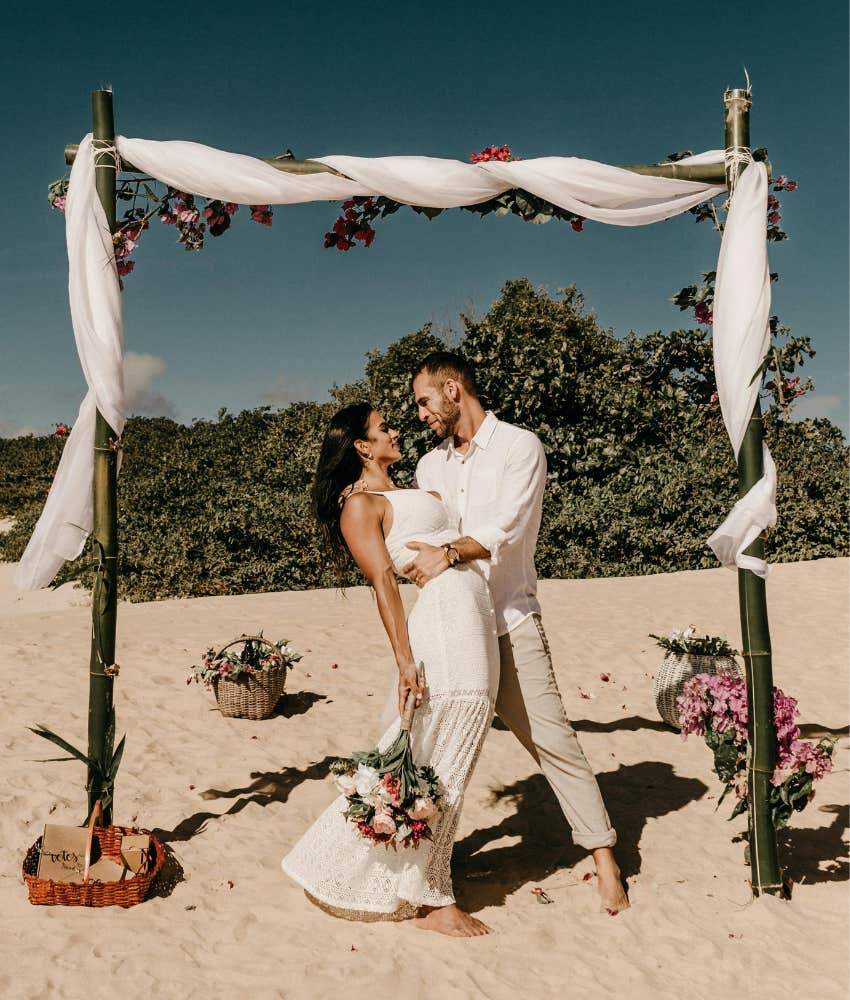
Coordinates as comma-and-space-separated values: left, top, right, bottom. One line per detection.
694, 302, 713, 325
470, 144, 514, 163
188, 635, 301, 688
249, 205, 273, 226
677, 673, 834, 829
324, 199, 378, 251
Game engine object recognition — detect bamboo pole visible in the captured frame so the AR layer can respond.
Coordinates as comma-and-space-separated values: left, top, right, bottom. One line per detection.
87, 89, 120, 825
724, 87, 783, 898
63, 142, 734, 186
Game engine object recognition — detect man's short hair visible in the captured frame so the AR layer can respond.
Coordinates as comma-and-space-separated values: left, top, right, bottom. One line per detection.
411, 351, 478, 396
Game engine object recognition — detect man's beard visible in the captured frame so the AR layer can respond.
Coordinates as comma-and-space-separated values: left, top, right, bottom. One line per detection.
432, 398, 461, 439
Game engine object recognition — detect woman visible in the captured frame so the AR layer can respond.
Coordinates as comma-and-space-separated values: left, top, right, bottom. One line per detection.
281, 403, 499, 937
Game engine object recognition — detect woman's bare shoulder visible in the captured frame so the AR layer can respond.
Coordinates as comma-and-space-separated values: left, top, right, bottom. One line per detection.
339, 490, 384, 525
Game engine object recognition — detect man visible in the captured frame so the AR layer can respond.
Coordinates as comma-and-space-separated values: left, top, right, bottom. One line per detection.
405, 350, 629, 914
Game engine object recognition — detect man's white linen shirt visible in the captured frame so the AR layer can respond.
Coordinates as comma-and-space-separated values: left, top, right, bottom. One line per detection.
415, 411, 547, 636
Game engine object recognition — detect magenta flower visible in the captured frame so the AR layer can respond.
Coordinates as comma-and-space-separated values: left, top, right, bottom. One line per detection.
249, 205, 273, 226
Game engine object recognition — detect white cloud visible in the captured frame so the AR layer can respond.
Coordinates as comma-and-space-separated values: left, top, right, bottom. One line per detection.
124, 351, 177, 418
259, 374, 318, 407
791, 393, 845, 422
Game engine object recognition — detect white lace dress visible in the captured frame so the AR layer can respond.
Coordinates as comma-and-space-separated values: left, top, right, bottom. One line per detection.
281, 489, 499, 915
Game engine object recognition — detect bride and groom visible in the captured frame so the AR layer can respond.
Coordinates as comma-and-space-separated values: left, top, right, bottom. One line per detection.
282, 351, 628, 936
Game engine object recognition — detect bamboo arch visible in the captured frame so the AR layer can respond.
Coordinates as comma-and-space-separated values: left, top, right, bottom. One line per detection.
41, 87, 783, 897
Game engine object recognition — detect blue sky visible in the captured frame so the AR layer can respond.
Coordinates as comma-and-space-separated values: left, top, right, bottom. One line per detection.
1, 0, 847, 437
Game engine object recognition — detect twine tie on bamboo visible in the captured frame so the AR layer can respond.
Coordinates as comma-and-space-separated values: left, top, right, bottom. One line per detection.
724, 145, 753, 196
92, 138, 122, 173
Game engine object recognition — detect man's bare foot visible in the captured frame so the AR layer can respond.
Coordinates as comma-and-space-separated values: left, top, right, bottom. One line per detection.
592, 847, 630, 915
414, 903, 492, 937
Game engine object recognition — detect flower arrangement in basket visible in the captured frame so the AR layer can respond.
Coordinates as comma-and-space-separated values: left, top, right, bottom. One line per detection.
189, 633, 301, 720
330, 665, 445, 849
650, 625, 742, 728
677, 673, 835, 832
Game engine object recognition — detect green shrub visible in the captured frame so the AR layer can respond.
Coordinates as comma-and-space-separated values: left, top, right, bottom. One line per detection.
1, 280, 846, 601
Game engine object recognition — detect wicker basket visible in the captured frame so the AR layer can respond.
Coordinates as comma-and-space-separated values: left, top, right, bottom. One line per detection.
212, 635, 287, 720
22, 802, 164, 908
654, 652, 742, 728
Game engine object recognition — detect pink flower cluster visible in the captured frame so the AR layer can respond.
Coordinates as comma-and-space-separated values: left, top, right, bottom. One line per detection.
694, 302, 713, 325
111, 218, 150, 288
773, 175, 797, 192
249, 205, 273, 226
678, 672, 749, 744
324, 199, 377, 251
54, 423, 69, 437
162, 193, 207, 251
773, 689, 832, 783
765, 375, 806, 399
767, 193, 782, 226
678, 673, 833, 796
470, 144, 513, 163
203, 200, 239, 236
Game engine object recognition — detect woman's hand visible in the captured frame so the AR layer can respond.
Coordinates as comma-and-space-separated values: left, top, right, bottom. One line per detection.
397, 661, 426, 717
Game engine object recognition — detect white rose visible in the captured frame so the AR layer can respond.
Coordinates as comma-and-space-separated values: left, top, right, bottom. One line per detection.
354, 765, 380, 797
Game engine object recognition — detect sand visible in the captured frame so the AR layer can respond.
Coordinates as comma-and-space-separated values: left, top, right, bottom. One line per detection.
0, 557, 846, 1000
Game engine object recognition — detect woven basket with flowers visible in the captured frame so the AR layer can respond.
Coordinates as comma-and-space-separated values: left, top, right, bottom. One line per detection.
189, 633, 301, 720
651, 626, 742, 728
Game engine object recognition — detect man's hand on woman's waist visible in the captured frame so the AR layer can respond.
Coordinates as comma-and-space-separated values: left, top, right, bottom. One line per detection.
402, 537, 491, 588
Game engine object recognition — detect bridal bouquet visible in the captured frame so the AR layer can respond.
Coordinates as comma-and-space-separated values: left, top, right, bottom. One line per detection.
331, 665, 445, 849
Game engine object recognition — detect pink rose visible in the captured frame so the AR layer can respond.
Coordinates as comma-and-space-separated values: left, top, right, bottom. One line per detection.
408, 796, 435, 820
372, 810, 397, 836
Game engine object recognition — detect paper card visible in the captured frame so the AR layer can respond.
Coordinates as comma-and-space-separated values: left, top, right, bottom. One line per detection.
37, 824, 90, 883
36, 824, 139, 884
85, 856, 130, 883
120, 834, 152, 874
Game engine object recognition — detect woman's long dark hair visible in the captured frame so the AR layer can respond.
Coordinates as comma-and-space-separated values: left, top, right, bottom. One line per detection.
312, 401, 373, 577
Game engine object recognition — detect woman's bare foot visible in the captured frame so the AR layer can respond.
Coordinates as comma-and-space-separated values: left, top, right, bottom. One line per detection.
592, 847, 630, 915
414, 903, 492, 937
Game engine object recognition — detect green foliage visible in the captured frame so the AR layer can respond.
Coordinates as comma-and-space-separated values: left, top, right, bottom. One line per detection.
1, 280, 847, 601
30, 722, 125, 821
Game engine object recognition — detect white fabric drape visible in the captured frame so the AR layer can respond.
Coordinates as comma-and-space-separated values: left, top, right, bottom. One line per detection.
707, 161, 776, 576
16, 137, 774, 589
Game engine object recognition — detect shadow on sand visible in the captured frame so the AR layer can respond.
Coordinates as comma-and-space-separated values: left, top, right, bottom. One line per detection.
152, 755, 337, 844
779, 803, 849, 886
272, 690, 327, 718
454, 761, 708, 912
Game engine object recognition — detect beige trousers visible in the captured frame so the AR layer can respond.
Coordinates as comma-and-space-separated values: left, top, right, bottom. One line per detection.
496, 614, 616, 851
